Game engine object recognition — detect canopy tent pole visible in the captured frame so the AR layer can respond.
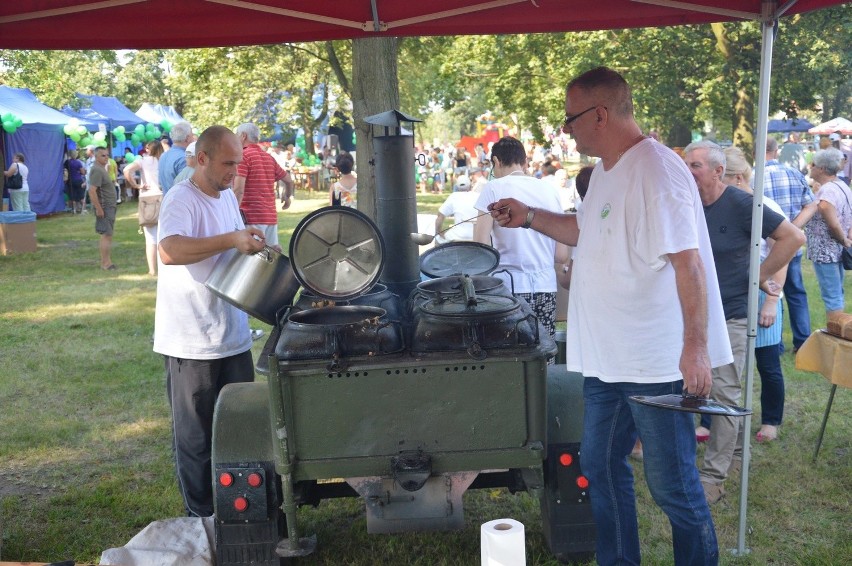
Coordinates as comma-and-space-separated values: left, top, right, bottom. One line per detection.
0, 0, 145, 24
735, 0, 780, 557
205, 0, 371, 30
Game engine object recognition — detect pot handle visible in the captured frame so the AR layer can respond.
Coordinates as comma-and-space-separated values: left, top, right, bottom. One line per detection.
514, 313, 540, 345
275, 305, 293, 328
491, 268, 515, 295
255, 245, 277, 263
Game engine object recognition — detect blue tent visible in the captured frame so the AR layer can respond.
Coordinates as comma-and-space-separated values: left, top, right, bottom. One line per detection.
136, 103, 185, 125
63, 94, 143, 131
767, 118, 815, 133
63, 94, 146, 158
0, 86, 70, 215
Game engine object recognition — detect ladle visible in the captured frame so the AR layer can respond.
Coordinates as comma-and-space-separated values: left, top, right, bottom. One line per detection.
410, 206, 507, 245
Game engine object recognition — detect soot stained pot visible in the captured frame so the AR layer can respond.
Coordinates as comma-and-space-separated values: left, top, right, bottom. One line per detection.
409, 274, 513, 315
409, 290, 540, 360
276, 206, 400, 367
295, 283, 404, 322
275, 306, 404, 368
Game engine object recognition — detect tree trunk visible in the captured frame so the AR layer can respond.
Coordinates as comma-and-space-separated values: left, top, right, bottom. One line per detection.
352, 37, 399, 220
712, 22, 755, 158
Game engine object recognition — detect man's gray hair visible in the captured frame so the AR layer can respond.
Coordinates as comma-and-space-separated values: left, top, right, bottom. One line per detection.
684, 139, 726, 173
170, 121, 193, 143
812, 147, 844, 176
235, 123, 261, 143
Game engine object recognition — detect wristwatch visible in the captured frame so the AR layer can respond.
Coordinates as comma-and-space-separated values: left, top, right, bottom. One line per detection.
522, 207, 536, 229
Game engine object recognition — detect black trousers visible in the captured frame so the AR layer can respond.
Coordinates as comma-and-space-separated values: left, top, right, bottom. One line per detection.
165, 350, 254, 517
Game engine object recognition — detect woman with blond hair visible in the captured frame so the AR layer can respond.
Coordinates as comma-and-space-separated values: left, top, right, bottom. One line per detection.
124, 141, 165, 275
722, 146, 788, 442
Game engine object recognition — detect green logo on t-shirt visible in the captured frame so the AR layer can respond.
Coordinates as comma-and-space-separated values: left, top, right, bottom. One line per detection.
601, 203, 611, 219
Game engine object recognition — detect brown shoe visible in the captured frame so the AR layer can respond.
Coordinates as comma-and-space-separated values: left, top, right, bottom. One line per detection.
701, 480, 725, 504
727, 458, 742, 478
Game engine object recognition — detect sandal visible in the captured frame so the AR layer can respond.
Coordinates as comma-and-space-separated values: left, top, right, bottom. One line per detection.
101, 264, 118, 271
756, 425, 778, 443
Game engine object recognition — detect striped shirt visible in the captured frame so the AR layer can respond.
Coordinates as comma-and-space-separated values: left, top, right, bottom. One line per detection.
759, 159, 814, 257
237, 143, 288, 225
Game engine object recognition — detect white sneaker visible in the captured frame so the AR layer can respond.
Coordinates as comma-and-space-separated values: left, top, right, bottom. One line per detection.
251, 329, 265, 341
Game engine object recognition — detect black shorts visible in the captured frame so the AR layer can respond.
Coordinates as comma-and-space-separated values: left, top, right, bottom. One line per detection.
69, 180, 85, 201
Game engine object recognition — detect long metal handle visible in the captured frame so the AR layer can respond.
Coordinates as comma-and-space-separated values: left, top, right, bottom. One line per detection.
436, 205, 507, 237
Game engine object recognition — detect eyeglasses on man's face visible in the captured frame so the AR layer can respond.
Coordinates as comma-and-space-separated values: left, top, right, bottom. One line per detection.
562, 105, 606, 128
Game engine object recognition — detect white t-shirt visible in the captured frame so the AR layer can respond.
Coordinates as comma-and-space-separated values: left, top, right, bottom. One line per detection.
438, 190, 479, 242
567, 139, 732, 383
475, 174, 564, 293
10, 162, 29, 191
153, 180, 252, 359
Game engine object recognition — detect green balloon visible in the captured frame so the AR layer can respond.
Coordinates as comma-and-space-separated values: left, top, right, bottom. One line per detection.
64, 124, 74, 135
124, 153, 135, 164
134, 124, 145, 135
3, 122, 17, 134
14, 118, 22, 128
115, 133, 126, 142
160, 120, 172, 133
77, 125, 88, 136
1, 113, 12, 122
70, 132, 81, 142
131, 133, 142, 145
94, 131, 106, 141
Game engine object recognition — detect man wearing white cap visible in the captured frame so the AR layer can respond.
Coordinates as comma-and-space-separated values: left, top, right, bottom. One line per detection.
173, 141, 197, 185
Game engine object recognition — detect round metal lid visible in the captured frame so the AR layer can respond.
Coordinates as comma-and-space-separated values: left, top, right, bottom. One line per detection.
289, 206, 385, 300
420, 293, 519, 317
419, 242, 500, 279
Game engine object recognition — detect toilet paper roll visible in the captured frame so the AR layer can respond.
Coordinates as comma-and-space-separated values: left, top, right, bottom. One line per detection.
481, 518, 526, 566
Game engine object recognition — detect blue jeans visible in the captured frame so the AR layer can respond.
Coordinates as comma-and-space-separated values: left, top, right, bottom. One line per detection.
783, 254, 811, 349
581, 377, 718, 566
813, 260, 846, 312
755, 344, 785, 425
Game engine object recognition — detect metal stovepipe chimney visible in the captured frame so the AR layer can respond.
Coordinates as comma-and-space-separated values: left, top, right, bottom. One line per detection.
365, 110, 422, 299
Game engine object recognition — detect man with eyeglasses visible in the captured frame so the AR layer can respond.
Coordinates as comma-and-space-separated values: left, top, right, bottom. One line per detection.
486, 66, 730, 566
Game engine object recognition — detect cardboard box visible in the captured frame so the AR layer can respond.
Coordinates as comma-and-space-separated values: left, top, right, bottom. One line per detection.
0, 220, 37, 255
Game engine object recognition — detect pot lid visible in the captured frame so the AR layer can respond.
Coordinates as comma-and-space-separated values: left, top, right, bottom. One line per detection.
289, 206, 385, 300
419, 242, 500, 279
417, 275, 504, 295
420, 293, 518, 317
630, 394, 752, 416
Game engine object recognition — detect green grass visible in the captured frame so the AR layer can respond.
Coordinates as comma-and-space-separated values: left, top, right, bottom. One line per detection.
0, 191, 850, 564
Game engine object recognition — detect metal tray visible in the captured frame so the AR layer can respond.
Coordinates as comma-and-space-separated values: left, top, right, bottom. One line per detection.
630, 394, 752, 416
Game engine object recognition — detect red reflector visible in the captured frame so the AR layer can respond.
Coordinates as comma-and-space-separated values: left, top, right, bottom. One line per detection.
559, 453, 573, 467
576, 476, 589, 489
234, 496, 249, 512
219, 472, 234, 487
247, 472, 263, 488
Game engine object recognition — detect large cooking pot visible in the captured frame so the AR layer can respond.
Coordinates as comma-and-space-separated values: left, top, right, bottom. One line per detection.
294, 283, 404, 321
409, 291, 541, 359
205, 245, 301, 325
275, 305, 404, 367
